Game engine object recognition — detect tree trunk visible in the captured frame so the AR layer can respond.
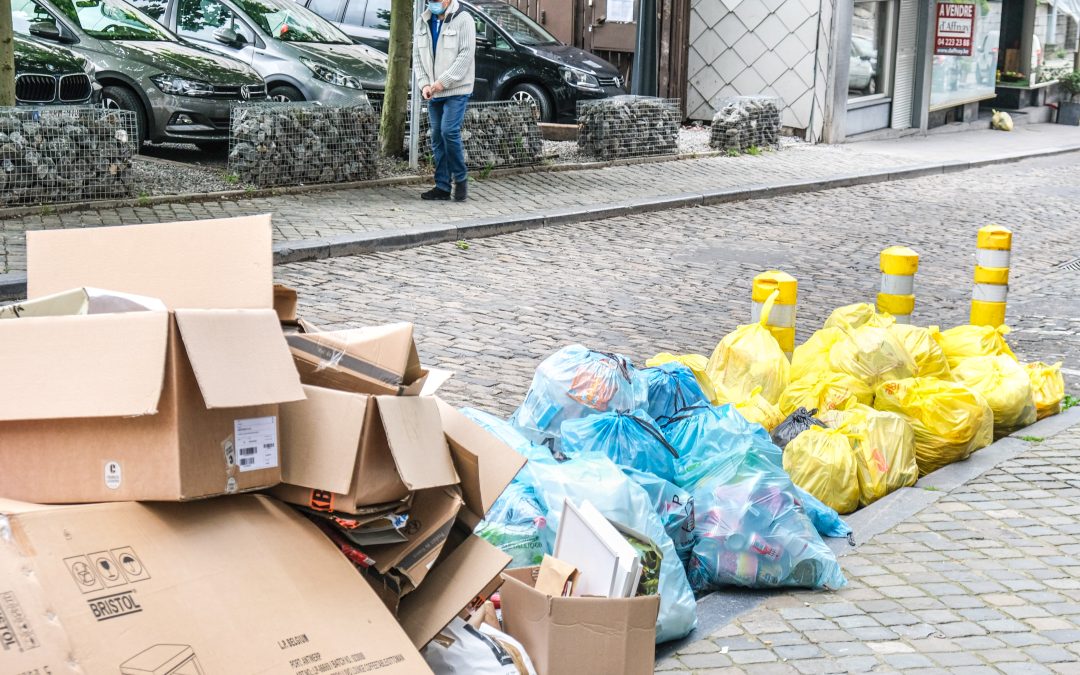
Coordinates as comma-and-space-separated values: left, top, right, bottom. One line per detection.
0, 0, 16, 107
379, 0, 414, 158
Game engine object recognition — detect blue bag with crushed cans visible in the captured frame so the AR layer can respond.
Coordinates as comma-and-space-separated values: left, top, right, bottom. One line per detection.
621, 466, 696, 564
560, 409, 679, 483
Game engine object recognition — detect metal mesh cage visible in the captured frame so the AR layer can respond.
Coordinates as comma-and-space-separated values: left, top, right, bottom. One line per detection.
576, 96, 680, 161
414, 99, 543, 170
228, 98, 379, 188
709, 96, 783, 153
0, 106, 136, 206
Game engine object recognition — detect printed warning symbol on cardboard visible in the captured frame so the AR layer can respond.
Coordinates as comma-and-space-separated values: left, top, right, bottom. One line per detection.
64, 555, 105, 594
110, 547, 151, 583
88, 551, 127, 588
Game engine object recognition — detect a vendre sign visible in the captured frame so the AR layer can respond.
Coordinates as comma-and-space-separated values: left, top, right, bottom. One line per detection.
935, 1, 976, 56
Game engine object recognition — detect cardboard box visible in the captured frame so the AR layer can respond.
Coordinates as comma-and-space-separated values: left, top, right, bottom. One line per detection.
0, 286, 166, 318
288, 323, 429, 396
499, 567, 660, 675
0, 495, 431, 674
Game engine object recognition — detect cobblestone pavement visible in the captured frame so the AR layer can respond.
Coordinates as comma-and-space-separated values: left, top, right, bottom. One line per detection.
279, 151, 1080, 414
659, 425, 1080, 674
3, 124, 1079, 275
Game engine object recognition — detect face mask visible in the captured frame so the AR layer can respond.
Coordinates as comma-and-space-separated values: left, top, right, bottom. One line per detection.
428, 2, 445, 15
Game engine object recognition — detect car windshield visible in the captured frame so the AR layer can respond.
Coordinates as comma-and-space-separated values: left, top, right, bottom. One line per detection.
482, 3, 558, 46
49, 0, 171, 40
235, 0, 350, 43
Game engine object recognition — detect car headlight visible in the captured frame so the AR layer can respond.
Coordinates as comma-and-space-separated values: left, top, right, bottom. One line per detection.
150, 74, 215, 97
301, 58, 363, 90
560, 66, 601, 91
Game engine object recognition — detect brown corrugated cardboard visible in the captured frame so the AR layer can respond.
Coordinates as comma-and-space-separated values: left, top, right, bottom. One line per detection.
534, 555, 579, 597
0, 286, 166, 319
274, 386, 458, 512
0, 309, 305, 503
499, 567, 660, 675
274, 283, 299, 323
364, 487, 464, 590
0, 495, 431, 674
27, 214, 274, 310
288, 323, 428, 396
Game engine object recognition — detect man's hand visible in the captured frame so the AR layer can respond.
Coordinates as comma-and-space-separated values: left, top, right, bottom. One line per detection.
422, 85, 433, 100
431, 81, 445, 94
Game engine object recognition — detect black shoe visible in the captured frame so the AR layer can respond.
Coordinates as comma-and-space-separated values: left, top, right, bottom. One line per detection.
453, 180, 468, 202
421, 187, 451, 200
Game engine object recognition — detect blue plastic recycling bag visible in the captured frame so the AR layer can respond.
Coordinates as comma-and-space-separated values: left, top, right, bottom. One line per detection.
560, 409, 679, 483
641, 362, 709, 422
662, 404, 778, 490
622, 467, 696, 564
520, 452, 698, 643
793, 485, 853, 539
461, 407, 558, 463
511, 346, 647, 449
473, 481, 547, 568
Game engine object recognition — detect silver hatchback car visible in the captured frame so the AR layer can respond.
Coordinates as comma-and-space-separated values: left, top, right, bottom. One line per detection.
129, 0, 387, 103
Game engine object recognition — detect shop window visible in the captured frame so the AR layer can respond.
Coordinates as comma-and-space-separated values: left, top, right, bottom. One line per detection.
929, 0, 1002, 110
850, 0, 894, 99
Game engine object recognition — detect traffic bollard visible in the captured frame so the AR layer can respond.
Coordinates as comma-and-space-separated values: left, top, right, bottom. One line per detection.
752, 270, 797, 360
877, 246, 919, 324
970, 224, 1012, 327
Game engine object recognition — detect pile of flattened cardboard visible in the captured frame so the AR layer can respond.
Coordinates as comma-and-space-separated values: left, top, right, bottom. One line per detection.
0, 214, 659, 675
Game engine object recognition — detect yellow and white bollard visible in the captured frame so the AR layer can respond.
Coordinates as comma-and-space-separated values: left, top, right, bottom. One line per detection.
970, 224, 1012, 327
877, 246, 919, 324
752, 270, 797, 360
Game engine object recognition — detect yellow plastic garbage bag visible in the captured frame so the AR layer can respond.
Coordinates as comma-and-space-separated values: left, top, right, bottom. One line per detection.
824, 303, 895, 330
889, 323, 951, 379
732, 386, 786, 431
779, 370, 873, 416
782, 426, 859, 514
952, 355, 1037, 436
1025, 361, 1065, 420
706, 291, 789, 405
933, 324, 1017, 368
873, 377, 994, 476
648, 352, 718, 404
828, 323, 916, 386
821, 405, 918, 507
791, 328, 845, 382
991, 109, 1013, 131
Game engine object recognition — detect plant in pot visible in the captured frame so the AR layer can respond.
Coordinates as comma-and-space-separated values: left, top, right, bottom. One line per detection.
1058, 71, 1080, 125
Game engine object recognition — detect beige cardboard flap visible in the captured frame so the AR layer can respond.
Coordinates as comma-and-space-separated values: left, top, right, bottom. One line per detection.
437, 399, 526, 519
398, 535, 512, 648
376, 396, 459, 490
175, 309, 305, 409
281, 385, 368, 494
0, 311, 168, 421
288, 323, 418, 388
28, 215, 274, 309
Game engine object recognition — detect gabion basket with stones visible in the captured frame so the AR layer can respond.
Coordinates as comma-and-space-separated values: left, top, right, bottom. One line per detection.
576, 96, 680, 161
0, 106, 136, 206
709, 96, 783, 153
228, 99, 378, 188
413, 100, 543, 170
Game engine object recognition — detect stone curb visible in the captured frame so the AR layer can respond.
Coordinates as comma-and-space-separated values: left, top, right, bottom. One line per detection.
2, 143, 1079, 301
656, 405, 1080, 657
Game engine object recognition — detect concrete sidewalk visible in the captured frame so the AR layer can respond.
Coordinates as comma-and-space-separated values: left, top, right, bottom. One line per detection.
2, 123, 1080, 296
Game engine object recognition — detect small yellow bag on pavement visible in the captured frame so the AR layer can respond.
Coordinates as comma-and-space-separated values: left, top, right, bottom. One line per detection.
779, 369, 873, 416
991, 109, 1014, 131
828, 323, 916, 386
647, 352, 718, 404
706, 291, 790, 405
873, 377, 994, 476
933, 324, 1017, 368
731, 386, 786, 431
824, 303, 896, 330
1024, 361, 1066, 419
782, 426, 859, 514
821, 404, 918, 507
889, 323, 952, 379
952, 355, 1037, 435
791, 327, 845, 382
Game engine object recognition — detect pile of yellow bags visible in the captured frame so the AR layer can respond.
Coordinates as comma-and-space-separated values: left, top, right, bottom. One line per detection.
952, 355, 1036, 436
1025, 362, 1066, 419
873, 377, 993, 475
821, 405, 918, 507
705, 291, 789, 407
889, 323, 951, 379
933, 325, 1016, 368
782, 426, 859, 514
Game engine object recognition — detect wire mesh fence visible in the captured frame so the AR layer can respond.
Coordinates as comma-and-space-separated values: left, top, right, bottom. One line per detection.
0, 106, 136, 206
228, 98, 379, 188
709, 96, 783, 154
576, 96, 680, 161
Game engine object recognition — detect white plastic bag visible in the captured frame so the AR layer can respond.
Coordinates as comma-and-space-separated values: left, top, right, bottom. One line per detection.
422, 617, 538, 675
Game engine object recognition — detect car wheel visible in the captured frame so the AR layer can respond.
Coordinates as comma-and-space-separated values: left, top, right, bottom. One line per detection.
508, 83, 553, 122
268, 84, 304, 103
102, 85, 147, 145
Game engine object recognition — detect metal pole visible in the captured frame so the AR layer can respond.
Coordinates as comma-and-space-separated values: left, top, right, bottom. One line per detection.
408, 0, 423, 170
630, 0, 657, 96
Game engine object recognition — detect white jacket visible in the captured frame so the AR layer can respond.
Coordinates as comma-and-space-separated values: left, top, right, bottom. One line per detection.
414, 0, 476, 98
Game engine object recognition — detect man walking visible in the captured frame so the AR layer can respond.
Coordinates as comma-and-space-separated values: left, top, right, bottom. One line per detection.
415, 0, 475, 201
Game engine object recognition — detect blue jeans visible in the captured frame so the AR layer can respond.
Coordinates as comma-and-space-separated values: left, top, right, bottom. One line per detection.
428, 94, 469, 191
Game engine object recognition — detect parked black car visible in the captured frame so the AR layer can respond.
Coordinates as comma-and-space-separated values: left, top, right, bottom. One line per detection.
14, 34, 99, 105
299, 0, 626, 122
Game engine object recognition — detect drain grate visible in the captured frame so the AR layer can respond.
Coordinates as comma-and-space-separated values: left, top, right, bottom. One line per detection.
1058, 258, 1080, 271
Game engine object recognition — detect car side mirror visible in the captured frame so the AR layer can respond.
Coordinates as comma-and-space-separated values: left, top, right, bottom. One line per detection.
29, 21, 64, 42
213, 26, 245, 47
